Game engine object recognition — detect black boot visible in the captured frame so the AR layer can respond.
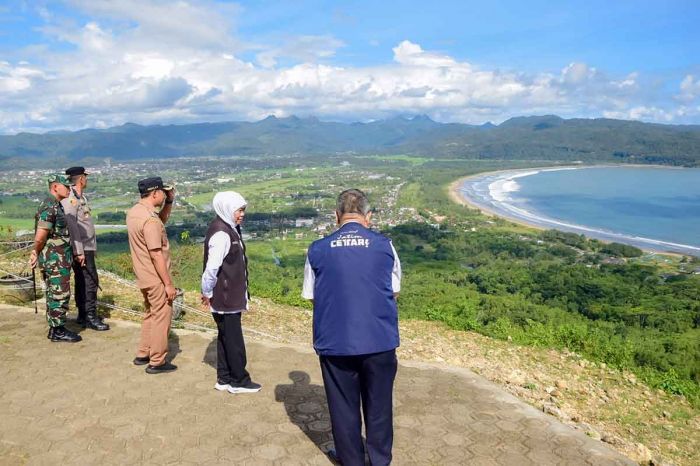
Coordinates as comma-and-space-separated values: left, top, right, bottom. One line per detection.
86, 312, 109, 331
76, 312, 86, 327
49, 326, 82, 343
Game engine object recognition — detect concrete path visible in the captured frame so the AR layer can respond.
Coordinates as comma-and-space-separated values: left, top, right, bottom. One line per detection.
0, 306, 634, 465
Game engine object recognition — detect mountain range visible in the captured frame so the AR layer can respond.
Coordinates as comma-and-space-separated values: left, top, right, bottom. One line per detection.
1, 115, 699, 167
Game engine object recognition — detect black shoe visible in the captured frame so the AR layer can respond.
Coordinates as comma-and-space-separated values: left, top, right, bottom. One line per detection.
133, 356, 150, 366
86, 313, 109, 331
76, 315, 86, 327
49, 326, 82, 343
145, 362, 177, 374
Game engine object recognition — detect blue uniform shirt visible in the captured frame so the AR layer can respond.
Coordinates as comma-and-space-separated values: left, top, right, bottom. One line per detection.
302, 221, 401, 356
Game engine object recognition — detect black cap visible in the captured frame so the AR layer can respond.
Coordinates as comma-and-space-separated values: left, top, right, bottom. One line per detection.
65, 166, 88, 176
138, 176, 173, 195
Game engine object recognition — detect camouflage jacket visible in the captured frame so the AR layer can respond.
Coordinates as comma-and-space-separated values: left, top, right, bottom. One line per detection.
35, 196, 71, 248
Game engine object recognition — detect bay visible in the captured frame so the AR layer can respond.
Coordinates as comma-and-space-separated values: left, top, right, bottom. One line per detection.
458, 166, 700, 256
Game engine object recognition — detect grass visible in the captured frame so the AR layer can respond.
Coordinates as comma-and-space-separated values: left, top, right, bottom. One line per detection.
0, 217, 35, 231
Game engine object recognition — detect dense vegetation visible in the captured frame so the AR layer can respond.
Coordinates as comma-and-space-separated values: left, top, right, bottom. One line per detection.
391, 223, 699, 398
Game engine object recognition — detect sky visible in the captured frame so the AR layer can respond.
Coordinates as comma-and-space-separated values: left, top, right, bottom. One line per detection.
0, 0, 699, 133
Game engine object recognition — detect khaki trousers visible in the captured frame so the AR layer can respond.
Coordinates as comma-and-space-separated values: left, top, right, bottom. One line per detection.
136, 284, 172, 366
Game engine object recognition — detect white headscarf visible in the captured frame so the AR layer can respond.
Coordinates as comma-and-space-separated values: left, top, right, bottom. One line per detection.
212, 191, 247, 229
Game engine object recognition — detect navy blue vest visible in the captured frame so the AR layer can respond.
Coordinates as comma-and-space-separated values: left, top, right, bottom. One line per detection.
307, 222, 399, 356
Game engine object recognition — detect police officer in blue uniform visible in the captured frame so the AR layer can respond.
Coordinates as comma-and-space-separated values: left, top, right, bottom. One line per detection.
302, 188, 402, 466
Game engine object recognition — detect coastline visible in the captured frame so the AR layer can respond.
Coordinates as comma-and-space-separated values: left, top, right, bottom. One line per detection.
448, 165, 699, 257
448, 176, 545, 231
447, 166, 574, 230
447, 164, 590, 231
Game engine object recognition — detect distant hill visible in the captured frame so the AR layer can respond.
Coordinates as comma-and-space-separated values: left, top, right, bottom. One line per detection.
1, 114, 699, 166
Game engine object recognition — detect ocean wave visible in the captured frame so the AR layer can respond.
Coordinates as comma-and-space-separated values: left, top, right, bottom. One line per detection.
487, 170, 540, 202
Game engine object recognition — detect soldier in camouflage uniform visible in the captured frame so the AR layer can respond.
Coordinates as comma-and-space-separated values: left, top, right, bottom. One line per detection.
29, 174, 82, 343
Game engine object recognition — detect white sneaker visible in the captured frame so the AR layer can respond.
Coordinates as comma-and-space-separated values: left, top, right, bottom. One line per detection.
214, 382, 232, 391
227, 381, 262, 394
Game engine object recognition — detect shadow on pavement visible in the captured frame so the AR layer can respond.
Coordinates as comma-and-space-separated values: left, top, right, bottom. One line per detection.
65, 319, 85, 334
202, 337, 216, 368
275, 371, 335, 459
168, 331, 181, 362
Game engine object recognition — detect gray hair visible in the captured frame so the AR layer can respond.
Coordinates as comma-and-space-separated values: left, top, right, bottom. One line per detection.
336, 188, 371, 216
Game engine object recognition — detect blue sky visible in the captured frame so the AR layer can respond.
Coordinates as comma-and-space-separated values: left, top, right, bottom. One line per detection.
235, 0, 698, 73
0, 0, 699, 133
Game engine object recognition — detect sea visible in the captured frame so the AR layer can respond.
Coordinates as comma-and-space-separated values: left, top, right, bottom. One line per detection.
458, 166, 700, 256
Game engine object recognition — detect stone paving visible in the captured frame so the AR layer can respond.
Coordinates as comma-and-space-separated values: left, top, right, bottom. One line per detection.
0, 305, 635, 465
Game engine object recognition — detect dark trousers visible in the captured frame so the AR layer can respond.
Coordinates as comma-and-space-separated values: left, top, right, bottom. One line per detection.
72, 251, 98, 319
320, 349, 397, 466
213, 312, 251, 387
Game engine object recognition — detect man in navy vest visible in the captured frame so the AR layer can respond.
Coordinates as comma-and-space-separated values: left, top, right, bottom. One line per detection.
302, 188, 401, 466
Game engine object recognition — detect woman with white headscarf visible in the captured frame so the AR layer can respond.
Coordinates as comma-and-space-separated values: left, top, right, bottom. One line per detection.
201, 191, 261, 394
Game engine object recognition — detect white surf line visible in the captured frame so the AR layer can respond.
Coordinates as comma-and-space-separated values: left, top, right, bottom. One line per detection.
487, 166, 582, 203
459, 167, 700, 254
496, 197, 700, 253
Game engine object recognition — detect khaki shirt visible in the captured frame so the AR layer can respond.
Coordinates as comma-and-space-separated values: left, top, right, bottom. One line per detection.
126, 202, 171, 289
61, 188, 97, 255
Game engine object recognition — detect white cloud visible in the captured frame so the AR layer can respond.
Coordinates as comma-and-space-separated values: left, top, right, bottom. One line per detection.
81, 22, 112, 51
603, 106, 676, 122
256, 35, 345, 68
0, 2, 694, 133
392, 40, 456, 67
0, 61, 43, 92
66, 0, 240, 50
560, 62, 598, 85
677, 75, 700, 102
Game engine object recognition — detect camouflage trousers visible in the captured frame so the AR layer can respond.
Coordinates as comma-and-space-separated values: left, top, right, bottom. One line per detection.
39, 243, 72, 328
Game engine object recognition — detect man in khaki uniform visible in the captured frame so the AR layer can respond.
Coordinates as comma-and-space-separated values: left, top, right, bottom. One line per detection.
126, 177, 177, 374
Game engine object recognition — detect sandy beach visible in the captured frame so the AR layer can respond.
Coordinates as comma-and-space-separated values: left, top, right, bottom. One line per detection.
448, 166, 700, 257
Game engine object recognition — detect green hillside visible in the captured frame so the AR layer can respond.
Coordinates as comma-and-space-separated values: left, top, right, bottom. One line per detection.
1, 115, 699, 167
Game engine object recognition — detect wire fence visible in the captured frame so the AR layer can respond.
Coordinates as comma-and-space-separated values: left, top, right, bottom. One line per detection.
1, 254, 282, 341
0, 243, 33, 258
0, 265, 43, 288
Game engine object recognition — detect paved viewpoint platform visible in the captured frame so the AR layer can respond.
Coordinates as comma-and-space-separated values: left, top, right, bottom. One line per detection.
0, 306, 634, 465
